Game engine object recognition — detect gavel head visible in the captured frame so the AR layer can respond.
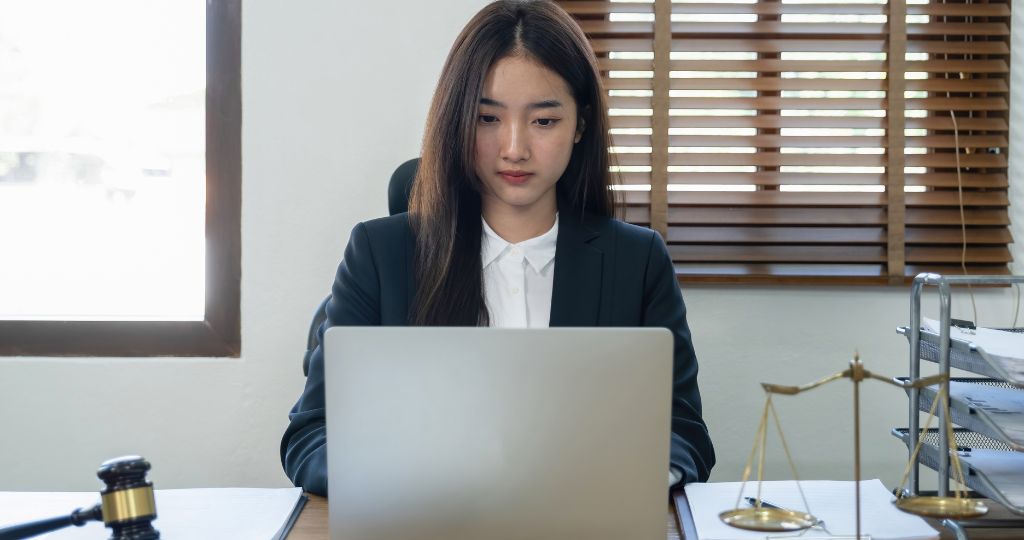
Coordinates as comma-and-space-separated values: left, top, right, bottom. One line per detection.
96, 456, 160, 540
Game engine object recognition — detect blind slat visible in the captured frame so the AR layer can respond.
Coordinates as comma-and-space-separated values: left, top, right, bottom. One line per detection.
675, 263, 888, 280
671, 3, 888, 15
906, 173, 1007, 188
670, 97, 886, 110
906, 247, 1012, 264
651, 134, 1007, 148
662, 173, 1009, 189
582, 23, 1007, 37
666, 207, 888, 225
912, 4, 1010, 16
665, 39, 1006, 55
906, 228, 1013, 245
669, 59, 887, 72
668, 226, 885, 244
660, 191, 1007, 207
669, 245, 887, 263
659, 207, 1008, 226
906, 60, 1008, 74
653, 115, 1004, 131
665, 96, 1007, 111
671, 77, 886, 92
669, 246, 1012, 264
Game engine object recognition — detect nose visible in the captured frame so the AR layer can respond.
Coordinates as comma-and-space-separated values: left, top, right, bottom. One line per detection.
500, 120, 530, 163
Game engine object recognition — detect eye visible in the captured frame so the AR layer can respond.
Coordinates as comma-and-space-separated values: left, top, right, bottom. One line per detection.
535, 118, 560, 127
478, 114, 499, 124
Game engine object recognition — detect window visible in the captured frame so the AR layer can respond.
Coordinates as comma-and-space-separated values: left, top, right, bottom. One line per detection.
0, 0, 240, 355
561, 0, 1011, 284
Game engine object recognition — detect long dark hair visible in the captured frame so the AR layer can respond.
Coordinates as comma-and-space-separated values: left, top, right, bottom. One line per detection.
409, 0, 615, 326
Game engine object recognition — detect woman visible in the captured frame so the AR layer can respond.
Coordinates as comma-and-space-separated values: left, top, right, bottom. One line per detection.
281, 0, 714, 496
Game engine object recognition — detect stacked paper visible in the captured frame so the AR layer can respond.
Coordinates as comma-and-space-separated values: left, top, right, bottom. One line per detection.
684, 479, 938, 540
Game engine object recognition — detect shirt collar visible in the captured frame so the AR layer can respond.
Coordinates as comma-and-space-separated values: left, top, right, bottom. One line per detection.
481, 214, 559, 272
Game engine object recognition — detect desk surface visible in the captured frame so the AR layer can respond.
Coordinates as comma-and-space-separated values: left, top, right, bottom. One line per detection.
287, 493, 1023, 540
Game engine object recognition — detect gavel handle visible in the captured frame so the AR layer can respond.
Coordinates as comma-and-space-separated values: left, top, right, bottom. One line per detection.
0, 504, 101, 540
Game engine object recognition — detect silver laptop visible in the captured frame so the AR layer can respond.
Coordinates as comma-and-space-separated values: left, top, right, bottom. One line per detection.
324, 327, 673, 540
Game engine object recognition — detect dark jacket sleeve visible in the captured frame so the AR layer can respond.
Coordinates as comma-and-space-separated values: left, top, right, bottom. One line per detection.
280, 222, 382, 496
641, 233, 715, 485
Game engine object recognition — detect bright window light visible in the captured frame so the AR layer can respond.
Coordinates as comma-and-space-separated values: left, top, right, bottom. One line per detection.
610, 146, 654, 153
668, 184, 757, 191
669, 165, 758, 172
0, 0, 205, 321
610, 184, 652, 191
610, 13, 655, 22
670, 147, 757, 153
780, 148, 885, 154
781, 166, 885, 173
671, 71, 757, 79
671, 109, 757, 116
611, 128, 654, 135
780, 184, 885, 192
609, 108, 654, 116
671, 52, 757, 60
609, 90, 653, 97
671, 128, 757, 135
609, 51, 654, 60
610, 71, 654, 79
672, 14, 757, 22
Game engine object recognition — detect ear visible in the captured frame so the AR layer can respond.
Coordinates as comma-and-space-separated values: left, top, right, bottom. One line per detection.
574, 114, 587, 144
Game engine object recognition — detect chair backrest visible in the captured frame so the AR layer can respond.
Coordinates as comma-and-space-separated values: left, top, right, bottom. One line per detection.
304, 157, 420, 375
387, 157, 419, 216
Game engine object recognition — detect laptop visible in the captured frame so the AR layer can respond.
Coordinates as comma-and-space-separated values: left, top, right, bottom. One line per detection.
323, 327, 673, 540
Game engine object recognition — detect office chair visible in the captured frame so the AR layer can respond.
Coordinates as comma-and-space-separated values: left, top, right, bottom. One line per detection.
302, 157, 420, 376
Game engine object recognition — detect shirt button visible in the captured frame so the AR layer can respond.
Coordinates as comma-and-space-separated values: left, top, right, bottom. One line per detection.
511, 287, 520, 294
511, 247, 521, 256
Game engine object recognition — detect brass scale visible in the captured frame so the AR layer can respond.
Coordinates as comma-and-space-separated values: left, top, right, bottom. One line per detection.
718, 353, 987, 539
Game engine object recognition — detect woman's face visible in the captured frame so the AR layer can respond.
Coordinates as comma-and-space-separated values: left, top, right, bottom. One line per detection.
474, 54, 582, 220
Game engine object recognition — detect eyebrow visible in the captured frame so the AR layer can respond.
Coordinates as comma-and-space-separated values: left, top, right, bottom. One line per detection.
479, 97, 564, 110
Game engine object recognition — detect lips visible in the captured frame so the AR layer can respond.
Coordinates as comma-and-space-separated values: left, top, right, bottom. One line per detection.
499, 170, 533, 184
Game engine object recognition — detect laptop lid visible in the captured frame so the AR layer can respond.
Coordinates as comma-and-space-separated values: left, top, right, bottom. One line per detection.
324, 327, 673, 540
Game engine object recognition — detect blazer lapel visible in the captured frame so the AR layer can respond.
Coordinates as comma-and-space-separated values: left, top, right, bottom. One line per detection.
549, 209, 604, 327
405, 217, 416, 324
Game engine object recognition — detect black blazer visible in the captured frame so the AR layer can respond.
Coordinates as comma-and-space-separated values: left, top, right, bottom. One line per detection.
281, 209, 715, 496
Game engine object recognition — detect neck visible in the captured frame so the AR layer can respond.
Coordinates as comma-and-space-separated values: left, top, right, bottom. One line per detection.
482, 199, 557, 244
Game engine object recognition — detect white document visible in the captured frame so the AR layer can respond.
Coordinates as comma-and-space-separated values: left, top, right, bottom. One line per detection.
948, 381, 1024, 444
684, 479, 938, 540
922, 317, 1024, 380
959, 449, 1024, 508
0, 487, 304, 539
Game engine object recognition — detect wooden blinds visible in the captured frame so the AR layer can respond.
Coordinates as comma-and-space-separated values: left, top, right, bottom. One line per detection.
559, 0, 1012, 284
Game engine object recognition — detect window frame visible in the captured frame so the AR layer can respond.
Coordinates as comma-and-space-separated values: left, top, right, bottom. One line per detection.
0, 0, 241, 357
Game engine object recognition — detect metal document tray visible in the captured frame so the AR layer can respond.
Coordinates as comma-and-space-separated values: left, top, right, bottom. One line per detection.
898, 326, 1024, 386
893, 427, 1024, 515
898, 377, 1024, 451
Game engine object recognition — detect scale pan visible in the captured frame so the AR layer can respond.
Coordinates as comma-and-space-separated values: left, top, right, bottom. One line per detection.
894, 496, 988, 519
719, 507, 817, 532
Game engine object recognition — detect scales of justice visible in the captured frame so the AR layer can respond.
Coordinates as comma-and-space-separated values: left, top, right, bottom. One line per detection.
717, 353, 988, 539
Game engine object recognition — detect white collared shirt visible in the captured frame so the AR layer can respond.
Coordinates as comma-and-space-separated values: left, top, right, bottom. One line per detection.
481, 215, 558, 328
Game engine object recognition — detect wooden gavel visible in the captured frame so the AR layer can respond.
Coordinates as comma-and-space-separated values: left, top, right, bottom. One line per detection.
0, 456, 160, 540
